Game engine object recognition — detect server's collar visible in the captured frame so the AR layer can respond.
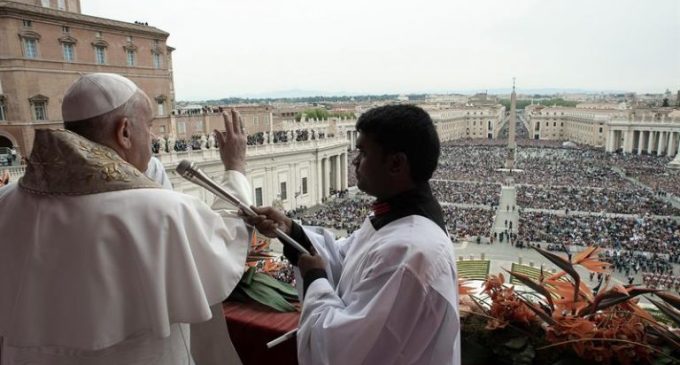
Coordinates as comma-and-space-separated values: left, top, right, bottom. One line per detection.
370, 182, 446, 233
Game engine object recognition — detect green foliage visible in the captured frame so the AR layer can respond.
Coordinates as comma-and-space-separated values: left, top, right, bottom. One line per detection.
500, 98, 578, 110
230, 267, 299, 312
252, 270, 299, 300
298, 108, 355, 121
303, 108, 330, 121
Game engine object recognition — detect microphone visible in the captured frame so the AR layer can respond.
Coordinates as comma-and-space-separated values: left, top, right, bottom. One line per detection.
176, 160, 311, 255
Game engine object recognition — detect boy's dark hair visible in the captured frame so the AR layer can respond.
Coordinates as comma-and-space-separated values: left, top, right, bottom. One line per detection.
356, 105, 440, 182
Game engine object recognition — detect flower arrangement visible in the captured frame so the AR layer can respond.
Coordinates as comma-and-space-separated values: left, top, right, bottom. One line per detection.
460, 246, 680, 365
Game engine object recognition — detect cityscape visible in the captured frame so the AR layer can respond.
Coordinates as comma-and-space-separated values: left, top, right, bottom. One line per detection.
0, 0, 679, 364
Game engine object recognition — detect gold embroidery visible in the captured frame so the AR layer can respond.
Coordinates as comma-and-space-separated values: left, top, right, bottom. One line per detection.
19, 129, 159, 196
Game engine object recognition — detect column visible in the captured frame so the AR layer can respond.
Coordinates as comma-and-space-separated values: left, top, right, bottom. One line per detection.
342, 153, 348, 189
265, 167, 276, 206
668, 132, 678, 157
606, 129, 615, 152
656, 132, 666, 156
637, 130, 644, 155
291, 163, 298, 210
324, 157, 331, 198
316, 158, 323, 204
647, 131, 655, 154
335, 154, 342, 191
623, 130, 633, 154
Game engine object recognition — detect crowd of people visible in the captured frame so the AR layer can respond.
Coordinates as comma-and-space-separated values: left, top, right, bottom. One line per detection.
289, 196, 372, 234
600, 249, 676, 277
598, 248, 680, 290
518, 212, 680, 256
443, 206, 494, 240
434, 144, 634, 188
431, 180, 500, 206
627, 167, 680, 198
246, 129, 329, 145
289, 196, 497, 242
517, 185, 680, 215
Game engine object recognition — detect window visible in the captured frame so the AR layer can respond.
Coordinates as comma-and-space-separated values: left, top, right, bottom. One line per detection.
57, 0, 65, 10
126, 36, 133, 42
33, 101, 47, 121
280, 182, 287, 200
153, 52, 162, 69
159, 125, 166, 133
41, 0, 50, 7
195, 120, 203, 131
95, 46, 105, 64
126, 49, 136, 66
178, 121, 186, 133
62, 26, 70, 33
62, 43, 74, 62
95, 31, 102, 38
23, 20, 32, 27
0, 100, 6, 121
23, 39, 38, 59
599, 127, 603, 133
157, 100, 165, 116
302, 177, 308, 194
255, 187, 263, 207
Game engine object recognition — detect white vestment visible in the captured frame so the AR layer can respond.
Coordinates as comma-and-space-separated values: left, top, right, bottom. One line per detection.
0, 170, 252, 364
297, 215, 461, 365
145, 156, 173, 190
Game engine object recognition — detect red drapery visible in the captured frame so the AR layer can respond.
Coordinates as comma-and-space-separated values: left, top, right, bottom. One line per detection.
224, 301, 300, 365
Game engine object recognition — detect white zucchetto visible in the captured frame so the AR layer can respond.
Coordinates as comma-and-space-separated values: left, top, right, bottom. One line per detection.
62, 73, 139, 122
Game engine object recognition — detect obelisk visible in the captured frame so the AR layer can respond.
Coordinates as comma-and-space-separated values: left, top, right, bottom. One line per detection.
505, 78, 517, 170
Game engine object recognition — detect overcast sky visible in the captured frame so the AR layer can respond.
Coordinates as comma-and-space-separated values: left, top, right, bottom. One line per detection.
82, 0, 680, 101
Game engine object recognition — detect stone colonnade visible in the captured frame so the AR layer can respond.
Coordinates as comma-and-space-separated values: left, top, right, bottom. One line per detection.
606, 128, 680, 157
317, 152, 349, 199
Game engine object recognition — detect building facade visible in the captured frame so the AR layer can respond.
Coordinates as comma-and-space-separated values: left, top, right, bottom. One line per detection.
0, 0, 175, 156
427, 105, 506, 141
523, 105, 680, 158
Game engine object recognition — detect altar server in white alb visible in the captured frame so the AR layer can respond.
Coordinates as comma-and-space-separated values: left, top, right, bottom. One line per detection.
0, 73, 251, 364
247, 105, 461, 365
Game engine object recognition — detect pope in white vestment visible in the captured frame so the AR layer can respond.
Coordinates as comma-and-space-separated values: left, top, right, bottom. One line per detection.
0, 73, 251, 365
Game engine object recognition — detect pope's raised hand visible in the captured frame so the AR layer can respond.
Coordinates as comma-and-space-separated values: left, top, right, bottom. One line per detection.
215, 109, 246, 174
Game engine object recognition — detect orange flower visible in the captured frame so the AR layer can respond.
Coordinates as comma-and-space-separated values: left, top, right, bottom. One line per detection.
572, 247, 611, 273
458, 279, 476, 297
